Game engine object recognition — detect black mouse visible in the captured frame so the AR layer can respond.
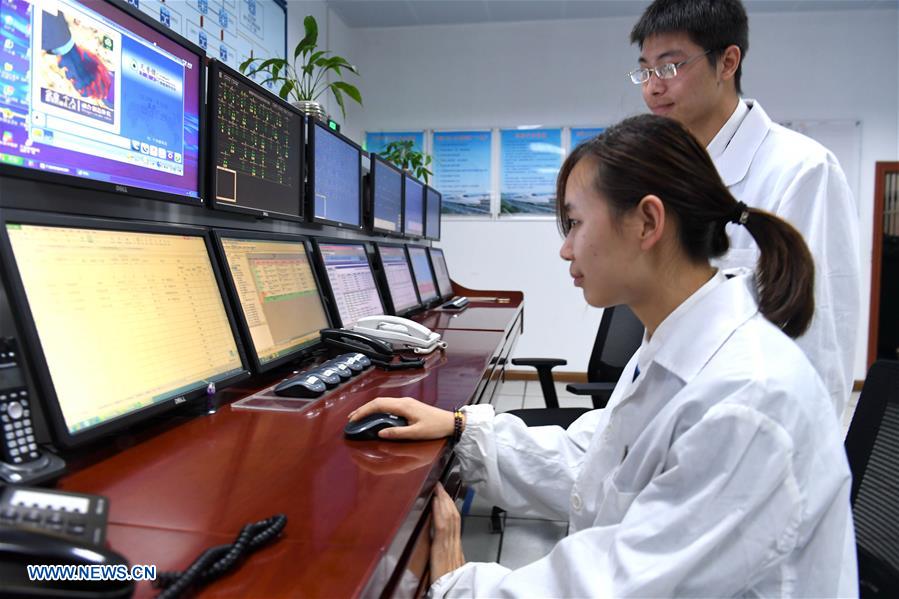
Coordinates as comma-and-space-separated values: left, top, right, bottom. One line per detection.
273, 373, 326, 398
310, 367, 341, 388
344, 413, 409, 441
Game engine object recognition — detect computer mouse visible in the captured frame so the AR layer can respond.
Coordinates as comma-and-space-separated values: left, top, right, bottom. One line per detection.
310, 367, 341, 387
344, 413, 409, 441
351, 353, 371, 368
323, 360, 352, 379
273, 374, 326, 398
332, 354, 365, 374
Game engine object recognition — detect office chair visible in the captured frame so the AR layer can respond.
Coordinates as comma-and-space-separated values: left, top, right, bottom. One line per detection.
506, 305, 644, 428
844, 360, 899, 597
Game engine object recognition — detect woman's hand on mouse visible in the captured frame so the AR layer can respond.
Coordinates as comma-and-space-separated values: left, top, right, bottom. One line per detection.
348, 396, 460, 440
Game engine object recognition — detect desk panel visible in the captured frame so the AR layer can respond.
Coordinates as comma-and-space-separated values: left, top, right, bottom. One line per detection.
57, 327, 514, 597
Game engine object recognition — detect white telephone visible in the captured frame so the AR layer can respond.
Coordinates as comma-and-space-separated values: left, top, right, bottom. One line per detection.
352, 315, 447, 355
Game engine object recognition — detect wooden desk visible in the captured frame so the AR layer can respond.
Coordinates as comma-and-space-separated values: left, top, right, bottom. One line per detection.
55, 296, 522, 598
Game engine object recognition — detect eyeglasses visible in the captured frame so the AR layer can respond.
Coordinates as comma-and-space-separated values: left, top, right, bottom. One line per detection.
628, 50, 712, 85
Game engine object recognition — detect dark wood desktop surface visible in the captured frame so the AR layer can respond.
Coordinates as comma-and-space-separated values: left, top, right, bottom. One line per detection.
56, 298, 522, 598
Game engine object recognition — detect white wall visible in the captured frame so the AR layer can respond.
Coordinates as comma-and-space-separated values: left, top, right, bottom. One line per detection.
347, 8, 899, 378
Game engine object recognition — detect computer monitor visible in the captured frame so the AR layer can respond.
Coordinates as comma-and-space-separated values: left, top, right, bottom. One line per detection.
407, 245, 439, 306
368, 154, 403, 236
428, 247, 454, 300
314, 241, 385, 328
425, 186, 442, 241
208, 61, 304, 221
403, 175, 424, 238
0, 211, 248, 448
0, 0, 204, 203
374, 243, 420, 316
308, 121, 362, 229
213, 231, 331, 373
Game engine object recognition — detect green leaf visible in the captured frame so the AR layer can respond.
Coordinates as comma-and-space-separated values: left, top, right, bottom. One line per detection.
295, 16, 319, 58
331, 86, 347, 119
331, 81, 362, 105
279, 80, 294, 101
239, 56, 257, 73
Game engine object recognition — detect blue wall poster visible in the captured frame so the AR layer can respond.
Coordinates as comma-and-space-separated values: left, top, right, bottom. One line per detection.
571, 127, 605, 149
432, 130, 492, 215
364, 131, 424, 156
500, 128, 563, 215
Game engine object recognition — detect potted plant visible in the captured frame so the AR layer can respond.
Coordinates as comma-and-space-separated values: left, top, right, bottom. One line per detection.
380, 140, 433, 184
239, 15, 362, 121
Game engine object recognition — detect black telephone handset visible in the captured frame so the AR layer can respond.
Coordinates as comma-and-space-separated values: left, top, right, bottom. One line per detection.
0, 485, 134, 597
320, 329, 395, 362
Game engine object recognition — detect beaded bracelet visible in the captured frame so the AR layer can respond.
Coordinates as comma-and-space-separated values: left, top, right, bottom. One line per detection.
452, 409, 464, 444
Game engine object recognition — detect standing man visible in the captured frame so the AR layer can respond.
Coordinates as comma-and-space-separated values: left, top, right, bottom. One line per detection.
629, 0, 861, 418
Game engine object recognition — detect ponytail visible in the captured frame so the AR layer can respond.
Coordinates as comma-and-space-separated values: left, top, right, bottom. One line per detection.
740, 208, 815, 338
557, 114, 815, 338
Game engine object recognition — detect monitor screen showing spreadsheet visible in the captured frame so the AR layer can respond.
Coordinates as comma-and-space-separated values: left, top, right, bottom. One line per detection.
0, 0, 203, 202
403, 175, 424, 237
316, 242, 384, 327
370, 155, 403, 234
218, 235, 330, 371
309, 122, 361, 228
210, 63, 304, 220
376, 244, 419, 314
2, 219, 246, 446
407, 245, 438, 304
428, 247, 454, 299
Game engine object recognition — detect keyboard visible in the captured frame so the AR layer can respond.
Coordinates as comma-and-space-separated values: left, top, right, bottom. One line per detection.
441, 296, 470, 310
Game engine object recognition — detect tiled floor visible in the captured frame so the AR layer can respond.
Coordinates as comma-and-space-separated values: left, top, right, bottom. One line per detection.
458, 380, 864, 570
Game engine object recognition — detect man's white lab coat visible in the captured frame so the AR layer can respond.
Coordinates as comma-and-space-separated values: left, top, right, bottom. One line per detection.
431, 274, 857, 597
712, 100, 861, 418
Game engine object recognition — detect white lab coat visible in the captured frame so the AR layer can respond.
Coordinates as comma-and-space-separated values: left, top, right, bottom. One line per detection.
431, 273, 857, 597
711, 100, 861, 419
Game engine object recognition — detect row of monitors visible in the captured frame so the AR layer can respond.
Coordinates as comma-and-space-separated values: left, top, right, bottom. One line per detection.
0, 0, 441, 239
0, 209, 456, 451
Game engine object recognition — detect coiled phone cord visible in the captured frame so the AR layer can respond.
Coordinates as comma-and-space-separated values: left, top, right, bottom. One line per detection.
153, 513, 287, 599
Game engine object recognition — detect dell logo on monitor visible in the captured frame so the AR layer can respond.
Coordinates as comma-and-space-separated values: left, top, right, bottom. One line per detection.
115, 185, 128, 193
174, 396, 186, 405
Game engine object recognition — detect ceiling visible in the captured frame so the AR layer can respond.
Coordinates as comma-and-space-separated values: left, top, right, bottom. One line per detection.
326, 0, 898, 29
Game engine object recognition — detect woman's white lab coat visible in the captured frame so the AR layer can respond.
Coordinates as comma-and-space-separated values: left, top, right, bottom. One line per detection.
712, 100, 861, 419
431, 273, 857, 598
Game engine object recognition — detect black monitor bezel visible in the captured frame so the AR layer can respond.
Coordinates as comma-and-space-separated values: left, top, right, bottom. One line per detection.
426, 246, 455, 301
0, 0, 208, 207
0, 209, 251, 449
367, 154, 405, 237
311, 239, 386, 328
406, 243, 440, 308
211, 229, 332, 374
424, 185, 442, 241
206, 60, 305, 222
402, 174, 425, 239
307, 121, 364, 230
372, 242, 422, 317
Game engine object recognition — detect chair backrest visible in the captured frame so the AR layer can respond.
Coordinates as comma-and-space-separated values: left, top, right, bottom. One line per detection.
587, 305, 644, 384
844, 359, 899, 592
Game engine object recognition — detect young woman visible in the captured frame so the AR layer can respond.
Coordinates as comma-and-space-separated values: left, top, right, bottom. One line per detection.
349, 115, 856, 597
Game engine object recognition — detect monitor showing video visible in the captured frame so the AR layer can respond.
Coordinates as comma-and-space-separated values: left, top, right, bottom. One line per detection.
0, 0, 204, 202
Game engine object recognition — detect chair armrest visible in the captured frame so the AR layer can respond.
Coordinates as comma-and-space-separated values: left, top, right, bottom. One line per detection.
511, 358, 567, 368
566, 382, 615, 410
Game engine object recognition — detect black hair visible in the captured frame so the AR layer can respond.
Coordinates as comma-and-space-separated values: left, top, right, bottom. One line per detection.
630, 0, 749, 95
556, 115, 814, 338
